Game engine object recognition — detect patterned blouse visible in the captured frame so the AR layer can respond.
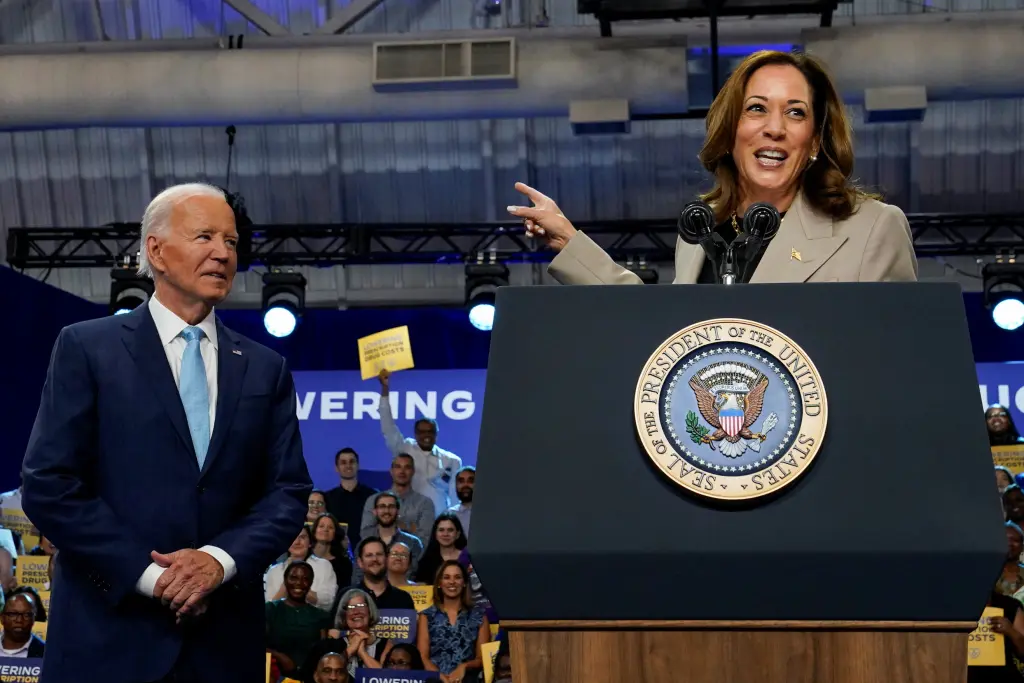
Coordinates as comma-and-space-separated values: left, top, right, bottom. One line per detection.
422, 604, 486, 674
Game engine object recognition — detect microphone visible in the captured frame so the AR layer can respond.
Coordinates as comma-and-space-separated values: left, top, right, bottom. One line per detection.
678, 201, 731, 283
737, 202, 782, 282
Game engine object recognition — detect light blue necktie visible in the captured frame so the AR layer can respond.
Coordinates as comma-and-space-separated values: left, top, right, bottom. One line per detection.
179, 326, 210, 468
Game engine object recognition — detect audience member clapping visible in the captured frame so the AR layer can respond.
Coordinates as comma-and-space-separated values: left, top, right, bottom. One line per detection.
417, 560, 489, 683
266, 527, 338, 611
414, 512, 467, 584
266, 561, 333, 678
302, 587, 392, 680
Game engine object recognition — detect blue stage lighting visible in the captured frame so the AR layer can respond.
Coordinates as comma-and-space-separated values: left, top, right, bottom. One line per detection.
993, 297, 1024, 332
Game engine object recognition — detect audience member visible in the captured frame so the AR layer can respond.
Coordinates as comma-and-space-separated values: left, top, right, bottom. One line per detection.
387, 543, 417, 587
352, 538, 415, 611
312, 513, 354, 604
1005, 486, 1024, 527
448, 467, 475, 539
378, 370, 463, 515
998, 522, 1024, 601
414, 513, 468, 585
417, 560, 489, 683
302, 588, 391, 680
360, 457, 435, 548
973, 522, 1024, 682
8, 587, 46, 622
0, 593, 44, 658
493, 646, 513, 683
355, 491, 424, 583
307, 490, 329, 526
989, 405, 1024, 447
266, 561, 333, 678
998, 467, 1017, 495
324, 448, 378, 550
266, 527, 338, 612
459, 549, 497, 624
26, 536, 55, 557
310, 651, 350, 683
384, 642, 426, 670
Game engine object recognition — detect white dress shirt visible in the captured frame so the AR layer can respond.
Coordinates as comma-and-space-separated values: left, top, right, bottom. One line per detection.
134, 295, 237, 597
0, 633, 29, 657
263, 556, 338, 612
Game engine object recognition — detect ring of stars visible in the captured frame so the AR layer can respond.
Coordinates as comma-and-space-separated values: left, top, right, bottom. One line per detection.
661, 344, 800, 475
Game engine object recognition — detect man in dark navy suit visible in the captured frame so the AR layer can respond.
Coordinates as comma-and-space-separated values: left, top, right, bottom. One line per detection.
22, 183, 313, 683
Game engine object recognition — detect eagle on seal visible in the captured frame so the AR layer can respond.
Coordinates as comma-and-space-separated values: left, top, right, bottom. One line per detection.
689, 375, 770, 449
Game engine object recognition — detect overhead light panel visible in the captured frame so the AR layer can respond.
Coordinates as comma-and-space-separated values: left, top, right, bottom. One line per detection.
262, 271, 307, 338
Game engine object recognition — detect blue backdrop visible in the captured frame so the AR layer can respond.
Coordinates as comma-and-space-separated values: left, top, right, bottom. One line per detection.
3, 266, 1023, 494
296, 369, 486, 490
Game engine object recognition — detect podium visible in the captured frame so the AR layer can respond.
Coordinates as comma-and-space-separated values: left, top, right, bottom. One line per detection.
469, 283, 1005, 683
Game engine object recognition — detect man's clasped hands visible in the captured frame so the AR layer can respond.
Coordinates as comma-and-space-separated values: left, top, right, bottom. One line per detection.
150, 549, 225, 624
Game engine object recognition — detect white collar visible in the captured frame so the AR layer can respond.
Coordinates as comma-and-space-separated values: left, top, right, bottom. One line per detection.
0, 634, 30, 655
148, 295, 219, 350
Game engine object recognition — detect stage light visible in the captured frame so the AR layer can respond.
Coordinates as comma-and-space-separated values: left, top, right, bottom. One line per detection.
993, 298, 1024, 331
465, 262, 509, 332
983, 262, 1024, 332
109, 267, 154, 316
262, 271, 306, 338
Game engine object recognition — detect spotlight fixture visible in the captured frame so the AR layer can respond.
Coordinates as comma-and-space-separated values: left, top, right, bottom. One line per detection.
983, 261, 1024, 332
262, 271, 307, 338
109, 267, 154, 316
465, 262, 510, 332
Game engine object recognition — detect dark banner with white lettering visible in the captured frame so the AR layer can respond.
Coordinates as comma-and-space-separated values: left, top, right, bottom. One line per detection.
369, 608, 417, 643
355, 669, 440, 683
0, 658, 42, 683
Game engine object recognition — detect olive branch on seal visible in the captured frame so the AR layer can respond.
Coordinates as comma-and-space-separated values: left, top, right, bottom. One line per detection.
685, 411, 710, 444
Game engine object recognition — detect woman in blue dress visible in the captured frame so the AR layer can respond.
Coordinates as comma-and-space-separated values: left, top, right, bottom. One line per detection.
416, 559, 490, 683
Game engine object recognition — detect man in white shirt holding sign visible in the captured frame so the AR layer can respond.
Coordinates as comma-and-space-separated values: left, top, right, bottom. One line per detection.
377, 370, 462, 517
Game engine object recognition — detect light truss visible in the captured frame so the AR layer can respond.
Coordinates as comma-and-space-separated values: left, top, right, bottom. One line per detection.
6, 213, 1024, 271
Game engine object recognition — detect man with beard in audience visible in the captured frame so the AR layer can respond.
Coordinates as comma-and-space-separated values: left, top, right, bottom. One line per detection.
447, 466, 474, 539
352, 537, 415, 611
360, 456, 434, 548
354, 492, 423, 584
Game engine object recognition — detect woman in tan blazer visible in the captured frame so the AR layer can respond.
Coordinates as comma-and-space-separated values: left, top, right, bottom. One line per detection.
507, 50, 918, 285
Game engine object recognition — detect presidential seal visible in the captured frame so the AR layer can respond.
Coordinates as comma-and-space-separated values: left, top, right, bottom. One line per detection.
634, 319, 827, 502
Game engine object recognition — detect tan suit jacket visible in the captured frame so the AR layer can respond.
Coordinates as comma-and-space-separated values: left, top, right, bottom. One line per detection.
547, 194, 918, 286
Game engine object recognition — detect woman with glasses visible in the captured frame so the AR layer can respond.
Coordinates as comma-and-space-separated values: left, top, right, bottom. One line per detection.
299, 588, 393, 681
307, 490, 329, 525
387, 542, 417, 586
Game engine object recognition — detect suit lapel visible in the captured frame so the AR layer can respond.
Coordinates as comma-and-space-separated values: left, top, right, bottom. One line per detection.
121, 305, 198, 467
676, 239, 706, 284
203, 318, 247, 477
750, 194, 848, 283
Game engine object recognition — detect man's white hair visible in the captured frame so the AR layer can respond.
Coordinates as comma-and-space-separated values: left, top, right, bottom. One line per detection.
137, 183, 228, 278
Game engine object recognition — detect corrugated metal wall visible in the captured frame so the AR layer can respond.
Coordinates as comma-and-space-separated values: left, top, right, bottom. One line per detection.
1, 0, 1020, 303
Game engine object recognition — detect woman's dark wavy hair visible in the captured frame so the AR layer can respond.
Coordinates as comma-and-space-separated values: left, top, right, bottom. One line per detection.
698, 50, 877, 223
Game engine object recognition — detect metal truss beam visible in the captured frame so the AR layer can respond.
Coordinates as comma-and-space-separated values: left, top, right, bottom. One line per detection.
6, 214, 1024, 271
314, 0, 386, 35
222, 0, 291, 36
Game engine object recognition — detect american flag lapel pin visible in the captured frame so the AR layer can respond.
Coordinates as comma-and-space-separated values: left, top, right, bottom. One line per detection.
232, 349, 242, 355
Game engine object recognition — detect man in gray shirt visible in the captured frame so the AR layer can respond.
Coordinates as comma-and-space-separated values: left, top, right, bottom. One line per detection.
353, 491, 424, 585
359, 454, 435, 548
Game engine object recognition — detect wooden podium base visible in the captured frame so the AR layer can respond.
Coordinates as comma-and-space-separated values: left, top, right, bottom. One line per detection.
503, 620, 972, 683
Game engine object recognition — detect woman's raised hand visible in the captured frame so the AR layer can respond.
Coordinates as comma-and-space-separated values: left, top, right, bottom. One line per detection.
507, 182, 578, 253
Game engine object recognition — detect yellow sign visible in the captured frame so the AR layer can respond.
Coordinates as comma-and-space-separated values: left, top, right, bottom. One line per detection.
15, 556, 50, 591
994, 445, 1024, 476
481, 640, 501, 683
31, 621, 46, 639
1, 509, 38, 551
37, 591, 50, 616
634, 319, 827, 502
358, 326, 414, 380
266, 653, 272, 683
398, 584, 434, 612
968, 607, 1006, 666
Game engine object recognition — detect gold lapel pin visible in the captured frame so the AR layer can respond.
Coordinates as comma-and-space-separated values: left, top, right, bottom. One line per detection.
791, 248, 803, 262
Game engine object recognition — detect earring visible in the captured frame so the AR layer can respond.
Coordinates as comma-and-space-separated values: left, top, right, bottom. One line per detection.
810, 154, 818, 162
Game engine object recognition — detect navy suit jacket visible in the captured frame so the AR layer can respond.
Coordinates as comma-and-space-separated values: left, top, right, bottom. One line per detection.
21, 304, 312, 683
